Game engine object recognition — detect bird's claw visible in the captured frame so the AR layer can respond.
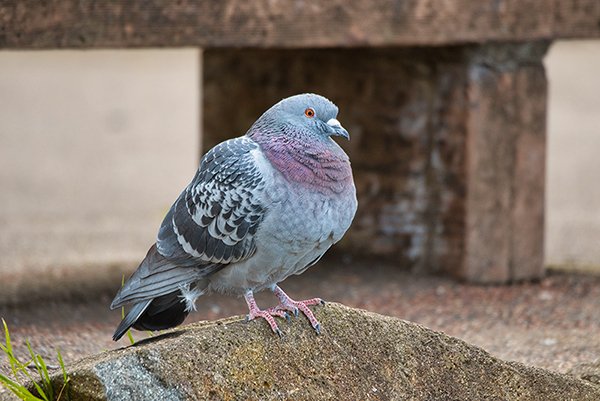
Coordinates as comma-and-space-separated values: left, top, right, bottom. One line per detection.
245, 305, 290, 335
248, 288, 326, 335
271, 296, 324, 333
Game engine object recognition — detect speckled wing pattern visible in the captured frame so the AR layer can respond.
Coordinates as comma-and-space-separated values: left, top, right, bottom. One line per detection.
111, 137, 268, 310
157, 137, 267, 267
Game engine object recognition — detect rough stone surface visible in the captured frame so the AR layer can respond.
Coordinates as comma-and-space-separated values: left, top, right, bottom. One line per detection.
203, 43, 548, 282
94, 354, 184, 401
1, 0, 599, 49
569, 360, 600, 386
39, 303, 600, 401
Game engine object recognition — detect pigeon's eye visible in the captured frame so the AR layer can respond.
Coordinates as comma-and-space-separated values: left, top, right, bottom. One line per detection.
304, 108, 315, 118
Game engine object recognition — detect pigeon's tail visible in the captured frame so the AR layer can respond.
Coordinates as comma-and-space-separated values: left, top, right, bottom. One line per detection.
113, 299, 151, 341
112, 291, 194, 341
112, 244, 204, 310
111, 244, 215, 341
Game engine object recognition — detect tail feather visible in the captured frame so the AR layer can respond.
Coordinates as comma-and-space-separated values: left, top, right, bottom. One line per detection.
112, 291, 196, 341
110, 244, 218, 310
132, 292, 190, 332
112, 300, 152, 341
111, 244, 218, 341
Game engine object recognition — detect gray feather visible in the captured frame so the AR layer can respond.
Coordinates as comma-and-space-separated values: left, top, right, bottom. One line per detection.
110, 245, 216, 309
157, 136, 266, 265
112, 300, 151, 341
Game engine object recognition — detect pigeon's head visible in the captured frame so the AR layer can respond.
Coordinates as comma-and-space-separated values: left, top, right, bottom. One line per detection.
249, 93, 349, 142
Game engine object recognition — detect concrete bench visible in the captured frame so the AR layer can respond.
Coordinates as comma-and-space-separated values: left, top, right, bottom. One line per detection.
2, 0, 599, 283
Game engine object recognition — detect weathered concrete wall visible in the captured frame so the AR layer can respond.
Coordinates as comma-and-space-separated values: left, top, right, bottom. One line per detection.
204, 47, 467, 275
545, 40, 600, 270
0, 50, 199, 304
203, 43, 548, 282
463, 43, 548, 282
2, 0, 599, 49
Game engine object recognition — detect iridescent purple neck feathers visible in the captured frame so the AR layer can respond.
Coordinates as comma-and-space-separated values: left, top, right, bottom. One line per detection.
251, 129, 352, 195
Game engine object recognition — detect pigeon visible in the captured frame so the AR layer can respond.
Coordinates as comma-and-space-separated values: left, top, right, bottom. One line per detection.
111, 93, 357, 340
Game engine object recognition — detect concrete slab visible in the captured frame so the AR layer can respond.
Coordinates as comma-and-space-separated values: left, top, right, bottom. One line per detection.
0, 49, 199, 303
545, 41, 600, 269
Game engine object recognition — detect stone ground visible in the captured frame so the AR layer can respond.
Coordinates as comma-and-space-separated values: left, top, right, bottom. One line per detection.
1, 256, 600, 398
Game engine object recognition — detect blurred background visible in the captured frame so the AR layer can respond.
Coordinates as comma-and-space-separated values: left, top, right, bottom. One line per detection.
545, 40, 600, 270
1, 41, 598, 292
0, 49, 199, 304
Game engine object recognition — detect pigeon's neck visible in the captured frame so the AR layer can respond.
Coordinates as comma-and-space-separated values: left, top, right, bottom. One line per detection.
254, 134, 353, 195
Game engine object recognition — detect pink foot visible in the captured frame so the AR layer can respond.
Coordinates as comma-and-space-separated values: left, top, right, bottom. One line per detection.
244, 290, 289, 336
271, 285, 325, 334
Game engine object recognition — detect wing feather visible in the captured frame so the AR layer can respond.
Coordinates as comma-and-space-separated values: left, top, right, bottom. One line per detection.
113, 137, 270, 309
157, 136, 267, 266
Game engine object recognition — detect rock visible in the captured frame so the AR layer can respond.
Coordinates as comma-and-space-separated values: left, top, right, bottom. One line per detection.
569, 360, 600, 385
46, 303, 599, 400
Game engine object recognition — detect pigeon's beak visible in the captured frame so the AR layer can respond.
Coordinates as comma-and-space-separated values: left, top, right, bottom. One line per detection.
326, 118, 350, 140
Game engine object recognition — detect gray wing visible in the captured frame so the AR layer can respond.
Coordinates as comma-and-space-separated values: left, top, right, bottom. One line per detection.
157, 136, 267, 265
111, 136, 268, 309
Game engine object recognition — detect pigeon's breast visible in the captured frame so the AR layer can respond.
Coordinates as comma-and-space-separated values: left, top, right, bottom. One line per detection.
207, 148, 357, 294
265, 180, 356, 250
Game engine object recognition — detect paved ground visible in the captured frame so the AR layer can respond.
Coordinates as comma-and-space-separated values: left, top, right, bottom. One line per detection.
2, 257, 599, 398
